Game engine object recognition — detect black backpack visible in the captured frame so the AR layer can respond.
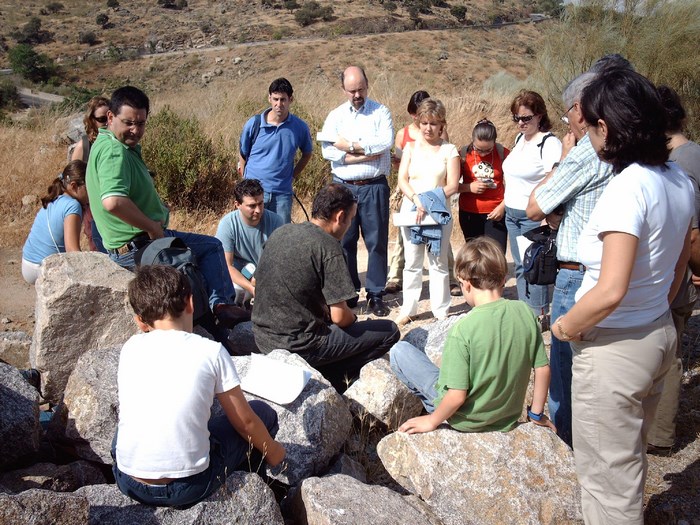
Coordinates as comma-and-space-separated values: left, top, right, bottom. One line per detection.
522, 225, 558, 297
133, 237, 236, 355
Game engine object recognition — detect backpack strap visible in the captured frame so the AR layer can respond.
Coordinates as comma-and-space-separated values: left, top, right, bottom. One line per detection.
495, 143, 505, 160
514, 132, 523, 147
536, 132, 555, 159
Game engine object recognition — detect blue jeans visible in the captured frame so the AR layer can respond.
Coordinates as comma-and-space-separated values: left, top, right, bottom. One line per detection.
549, 267, 583, 448
112, 400, 278, 508
338, 176, 390, 297
505, 206, 549, 315
264, 191, 292, 224
109, 229, 235, 310
389, 341, 439, 413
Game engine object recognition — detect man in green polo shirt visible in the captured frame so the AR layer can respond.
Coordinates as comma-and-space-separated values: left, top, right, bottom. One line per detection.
86, 86, 247, 328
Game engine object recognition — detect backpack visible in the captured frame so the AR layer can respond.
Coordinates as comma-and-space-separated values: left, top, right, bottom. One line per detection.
134, 237, 210, 323
522, 225, 558, 297
238, 111, 265, 170
514, 132, 555, 159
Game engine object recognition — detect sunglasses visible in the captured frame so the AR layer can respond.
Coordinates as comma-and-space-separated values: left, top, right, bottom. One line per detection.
512, 114, 535, 123
93, 115, 108, 124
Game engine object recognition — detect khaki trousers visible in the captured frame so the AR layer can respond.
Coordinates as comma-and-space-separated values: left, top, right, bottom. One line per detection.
571, 310, 676, 525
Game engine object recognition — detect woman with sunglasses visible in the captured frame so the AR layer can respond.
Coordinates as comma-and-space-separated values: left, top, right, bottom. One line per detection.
502, 90, 562, 325
553, 70, 693, 524
22, 160, 89, 284
71, 96, 109, 252
457, 119, 509, 253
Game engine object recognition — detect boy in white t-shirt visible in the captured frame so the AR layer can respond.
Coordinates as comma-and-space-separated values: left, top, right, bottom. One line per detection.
112, 265, 285, 508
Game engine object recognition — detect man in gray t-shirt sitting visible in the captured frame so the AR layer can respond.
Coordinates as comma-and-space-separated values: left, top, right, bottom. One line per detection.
216, 179, 283, 307
252, 183, 400, 392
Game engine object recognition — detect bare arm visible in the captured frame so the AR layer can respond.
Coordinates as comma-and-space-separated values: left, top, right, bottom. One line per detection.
398, 388, 467, 434
689, 228, 700, 275
397, 145, 427, 221
224, 252, 255, 296
102, 196, 164, 239
554, 231, 637, 339
63, 214, 82, 252
668, 225, 692, 304
329, 301, 356, 328
443, 155, 460, 198
71, 140, 85, 162
293, 152, 312, 178
217, 386, 285, 466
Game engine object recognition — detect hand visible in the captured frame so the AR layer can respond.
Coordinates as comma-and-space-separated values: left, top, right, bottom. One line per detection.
531, 414, 557, 433
415, 203, 427, 224
264, 440, 286, 467
552, 316, 581, 342
469, 181, 489, 195
486, 204, 505, 222
147, 221, 165, 239
545, 211, 563, 230
399, 415, 439, 434
693, 273, 700, 287
561, 131, 576, 158
334, 137, 352, 152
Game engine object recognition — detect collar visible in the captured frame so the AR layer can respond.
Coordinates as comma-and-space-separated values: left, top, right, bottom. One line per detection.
263, 108, 291, 127
99, 128, 141, 152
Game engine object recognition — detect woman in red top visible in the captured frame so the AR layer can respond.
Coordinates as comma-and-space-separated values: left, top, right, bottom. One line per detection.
458, 119, 509, 253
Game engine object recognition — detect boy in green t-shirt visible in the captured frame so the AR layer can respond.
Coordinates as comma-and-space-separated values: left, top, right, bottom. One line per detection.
390, 237, 555, 434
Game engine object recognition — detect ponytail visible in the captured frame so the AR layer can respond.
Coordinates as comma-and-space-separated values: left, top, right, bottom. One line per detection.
41, 175, 65, 208
40, 160, 87, 208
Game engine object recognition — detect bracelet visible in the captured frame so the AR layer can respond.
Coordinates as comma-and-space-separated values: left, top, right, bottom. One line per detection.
527, 405, 544, 422
556, 317, 572, 341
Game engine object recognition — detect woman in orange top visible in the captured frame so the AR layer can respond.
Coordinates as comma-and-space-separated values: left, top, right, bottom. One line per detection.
458, 119, 509, 253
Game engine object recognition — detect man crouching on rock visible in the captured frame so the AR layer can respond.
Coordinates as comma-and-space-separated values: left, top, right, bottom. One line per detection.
112, 265, 284, 508
252, 183, 400, 392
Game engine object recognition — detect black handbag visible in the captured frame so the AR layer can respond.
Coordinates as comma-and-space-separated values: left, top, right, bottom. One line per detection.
522, 225, 558, 296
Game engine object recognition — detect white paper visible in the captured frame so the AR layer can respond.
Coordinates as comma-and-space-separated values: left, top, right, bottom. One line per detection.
240, 353, 311, 405
392, 212, 438, 227
516, 235, 533, 261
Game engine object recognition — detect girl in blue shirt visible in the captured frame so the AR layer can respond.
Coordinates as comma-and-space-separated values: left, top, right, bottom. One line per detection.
22, 160, 89, 284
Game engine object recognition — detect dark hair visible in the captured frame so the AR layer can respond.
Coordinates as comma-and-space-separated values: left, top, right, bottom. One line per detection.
41, 160, 87, 208
510, 90, 553, 132
311, 183, 356, 221
340, 66, 368, 88
407, 90, 430, 115
269, 77, 293, 97
110, 86, 150, 116
84, 96, 109, 142
581, 70, 669, 173
657, 85, 686, 134
234, 178, 264, 203
472, 119, 497, 142
588, 54, 635, 75
455, 237, 507, 290
128, 265, 191, 327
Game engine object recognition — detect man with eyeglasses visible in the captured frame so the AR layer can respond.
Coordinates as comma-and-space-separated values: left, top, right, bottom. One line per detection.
525, 70, 614, 447
86, 85, 249, 328
252, 183, 400, 392
320, 66, 394, 318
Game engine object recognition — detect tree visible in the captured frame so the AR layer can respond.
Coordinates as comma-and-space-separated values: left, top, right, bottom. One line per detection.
8, 44, 57, 83
12, 17, 48, 44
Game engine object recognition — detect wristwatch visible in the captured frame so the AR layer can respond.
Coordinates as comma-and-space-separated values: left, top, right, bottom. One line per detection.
348, 141, 355, 154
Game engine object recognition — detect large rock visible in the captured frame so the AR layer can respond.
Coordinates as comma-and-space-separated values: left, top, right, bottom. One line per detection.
75, 472, 283, 524
0, 331, 32, 368
291, 473, 444, 525
325, 453, 367, 483
377, 424, 582, 525
343, 357, 423, 429
0, 489, 89, 524
0, 362, 41, 469
227, 320, 259, 355
402, 315, 465, 366
50, 346, 120, 464
231, 350, 353, 485
0, 461, 107, 493
30, 253, 137, 404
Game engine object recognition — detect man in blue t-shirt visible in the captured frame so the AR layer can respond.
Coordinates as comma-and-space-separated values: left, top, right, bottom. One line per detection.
216, 179, 283, 307
238, 78, 313, 224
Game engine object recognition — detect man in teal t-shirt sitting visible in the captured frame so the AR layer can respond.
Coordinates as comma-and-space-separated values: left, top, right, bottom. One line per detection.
86, 85, 248, 328
390, 237, 555, 434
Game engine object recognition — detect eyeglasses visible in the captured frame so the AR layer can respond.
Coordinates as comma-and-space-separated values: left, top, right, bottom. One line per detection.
560, 103, 576, 125
473, 145, 494, 155
512, 114, 535, 123
115, 115, 147, 128
93, 115, 108, 124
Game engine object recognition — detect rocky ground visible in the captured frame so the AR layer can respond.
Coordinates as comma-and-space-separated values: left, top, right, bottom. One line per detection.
1, 243, 699, 523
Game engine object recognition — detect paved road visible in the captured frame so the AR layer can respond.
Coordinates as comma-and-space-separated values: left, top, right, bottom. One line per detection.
17, 88, 64, 108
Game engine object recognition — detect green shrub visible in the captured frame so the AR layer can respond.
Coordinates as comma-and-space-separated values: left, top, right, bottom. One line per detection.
450, 5, 467, 21
0, 80, 20, 110
294, 1, 334, 26
141, 107, 237, 211
96, 13, 109, 27
79, 31, 97, 45
12, 17, 49, 45
107, 0, 120, 7
46, 2, 64, 13
8, 44, 57, 83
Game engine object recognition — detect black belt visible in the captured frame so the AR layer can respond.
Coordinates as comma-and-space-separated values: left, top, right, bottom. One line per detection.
108, 233, 151, 255
334, 175, 386, 186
